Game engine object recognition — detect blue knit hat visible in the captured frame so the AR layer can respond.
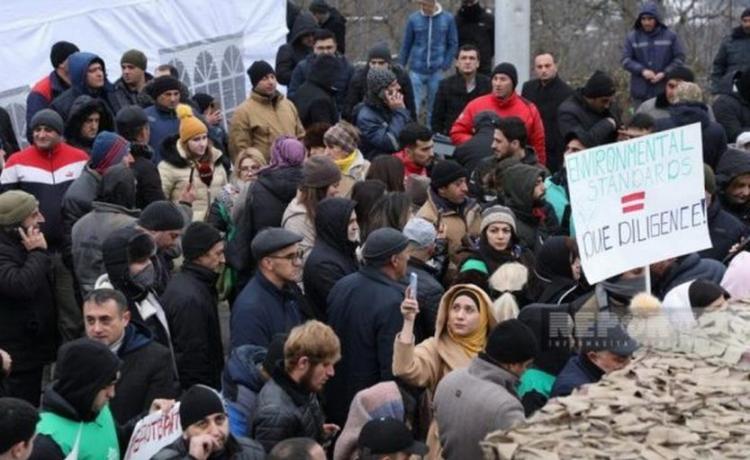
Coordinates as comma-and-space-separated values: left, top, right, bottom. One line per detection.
90, 131, 130, 175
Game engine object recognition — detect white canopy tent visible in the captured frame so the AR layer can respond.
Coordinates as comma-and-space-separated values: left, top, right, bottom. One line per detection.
0, 0, 286, 143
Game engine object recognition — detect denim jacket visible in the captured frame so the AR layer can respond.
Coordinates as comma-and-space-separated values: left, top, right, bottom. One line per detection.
399, 4, 459, 74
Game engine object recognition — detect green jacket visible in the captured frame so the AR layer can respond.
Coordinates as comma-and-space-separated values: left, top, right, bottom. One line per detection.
517, 368, 556, 399
37, 404, 120, 460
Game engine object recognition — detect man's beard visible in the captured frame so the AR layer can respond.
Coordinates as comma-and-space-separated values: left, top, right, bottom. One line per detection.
299, 367, 319, 393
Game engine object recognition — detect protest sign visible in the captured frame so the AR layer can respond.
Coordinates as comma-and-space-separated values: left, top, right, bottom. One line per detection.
123, 403, 182, 460
565, 123, 711, 284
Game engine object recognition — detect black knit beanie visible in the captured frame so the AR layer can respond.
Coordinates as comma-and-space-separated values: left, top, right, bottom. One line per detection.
247, 60, 276, 88
491, 62, 518, 88
50, 41, 79, 68
179, 385, 225, 429
482, 319, 539, 365
430, 160, 468, 190
138, 200, 185, 231
582, 70, 616, 98
182, 222, 223, 261
742, 7, 750, 19
688, 280, 729, 307
150, 76, 181, 99
665, 66, 695, 83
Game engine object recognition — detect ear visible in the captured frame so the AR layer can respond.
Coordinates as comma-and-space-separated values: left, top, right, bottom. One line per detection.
296, 356, 310, 372
122, 309, 131, 325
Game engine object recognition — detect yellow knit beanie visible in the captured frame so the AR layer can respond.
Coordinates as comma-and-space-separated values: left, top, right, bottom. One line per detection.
177, 104, 207, 144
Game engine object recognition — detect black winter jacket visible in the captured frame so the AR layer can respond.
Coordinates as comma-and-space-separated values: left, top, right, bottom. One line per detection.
63, 95, 115, 153
291, 56, 339, 128
557, 89, 619, 147
325, 266, 406, 426
275, 12, 317, 85
432, 73, 491, 135
110, 321, 179, 425
343, 64, 416, 122
711, 26, 750, 93
455, 2, 495, 75
0, 230, 56, 371
252, 367, 327, 452
162, 262, 224, 391
453, 121, 495, 176
319, 7, 347, 54
653, 253, 726, 299
521, 76, 575, 172
130, 144, 166, 209
407, 257, 444, 340
303, 198, 359, 322
227, 166, 303, 290
713, 70, 750, 143
153, 434, 265, 460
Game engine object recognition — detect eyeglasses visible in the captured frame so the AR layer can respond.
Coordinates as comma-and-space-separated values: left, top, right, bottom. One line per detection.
268, 249, 304, 262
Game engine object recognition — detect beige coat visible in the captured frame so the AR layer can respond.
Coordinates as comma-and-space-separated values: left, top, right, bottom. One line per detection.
158, 141, 228, 222
281, 195, 315, 264
228, 90, 305, 160
417, 191, 481, 264
338, 150, 370, 198
392, 284, 497, 460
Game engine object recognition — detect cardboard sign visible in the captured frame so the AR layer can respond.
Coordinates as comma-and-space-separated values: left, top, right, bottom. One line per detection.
123, 403, 182, 460
565, 123, 711, 283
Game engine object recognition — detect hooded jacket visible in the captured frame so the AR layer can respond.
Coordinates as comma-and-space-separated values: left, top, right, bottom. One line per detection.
455, 1, 495, 75
450, 92, 547, 165
533, 236, 583, 304
343, 63, 416, 122
432, 72, 492, 135
399, 3, 459, 75
711, 25, 750, 93
276, 12, 318, 85
557, 89, 620, 147
356, 85, 412, 159
503, 163, 557, 252
621, 2, 685, 101
226, 166, 303, 291
252, 365, 327, 452
109, 321, 179, 425
72, 165, 139, 294
63, 95, 115, 152
0, 227, 56, 372
290, 55, 341, 128
222, 345, 268, 436
716, 146, 750, 226
162, 261, 224, 390
49, 52, 126, 121
288, 52, 354, 111
303, 198, 359, 321
713, 70, 750, 143
654, 102, 727, 169
158, 134, 229, 222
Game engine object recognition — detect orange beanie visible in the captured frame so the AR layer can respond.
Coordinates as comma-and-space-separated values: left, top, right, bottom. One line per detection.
177, 104, 207, 144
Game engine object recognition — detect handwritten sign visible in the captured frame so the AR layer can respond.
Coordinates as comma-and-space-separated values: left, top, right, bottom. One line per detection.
565, 123, 711, 283
123, 403, 182, 460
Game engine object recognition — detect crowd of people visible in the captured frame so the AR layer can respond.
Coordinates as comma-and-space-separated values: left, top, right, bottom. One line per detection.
3, 0, 750, 459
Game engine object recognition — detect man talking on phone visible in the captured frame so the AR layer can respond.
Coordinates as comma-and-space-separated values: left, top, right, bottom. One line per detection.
0, 190, 56, 405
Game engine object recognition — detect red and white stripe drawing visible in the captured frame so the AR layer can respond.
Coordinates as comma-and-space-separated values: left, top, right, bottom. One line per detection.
621, 191, 645, 214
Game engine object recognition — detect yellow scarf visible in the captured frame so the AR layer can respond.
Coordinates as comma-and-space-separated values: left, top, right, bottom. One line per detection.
446, 290, 490, 357
334, 150, 357, 173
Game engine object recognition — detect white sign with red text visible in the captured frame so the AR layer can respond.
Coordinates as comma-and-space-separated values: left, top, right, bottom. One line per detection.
123, 403, 182, 460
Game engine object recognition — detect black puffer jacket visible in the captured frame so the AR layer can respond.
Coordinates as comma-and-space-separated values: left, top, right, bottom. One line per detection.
276, 12, 317, 85
557, 89, 619, 147
162, 262, 224, 391
227, 166, 303, 290
654, 102, 727, 169
0, 229, 56, 372
303, 197, 359, 321
130, 144, 166, 209
343, 64, 416, 122
713, 70, 750, 143
252, 367, 326, 453
291, 55, 339, 128
716, 147, 750, 226
154, 434, 265, 460
110, 321, 179, 425
63, 95, 115, 153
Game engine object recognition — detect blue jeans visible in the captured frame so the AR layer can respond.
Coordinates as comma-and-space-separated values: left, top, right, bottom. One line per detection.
409, 70, 442, 127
